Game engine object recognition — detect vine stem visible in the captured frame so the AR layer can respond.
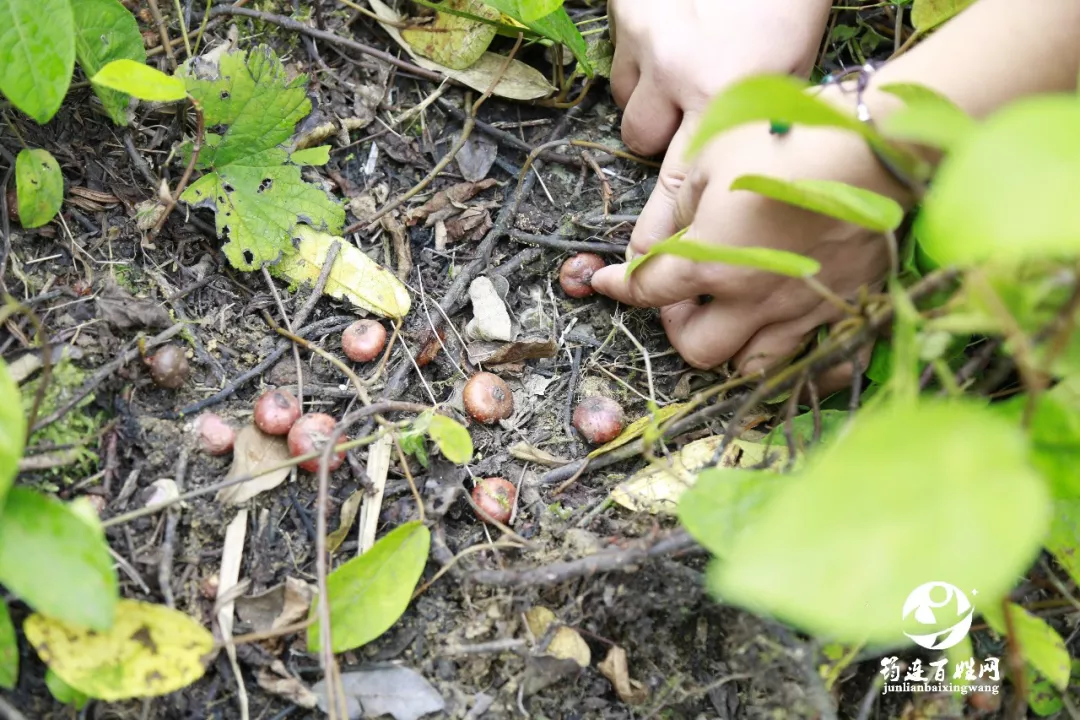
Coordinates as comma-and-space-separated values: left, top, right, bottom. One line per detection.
151, 98, 204, 238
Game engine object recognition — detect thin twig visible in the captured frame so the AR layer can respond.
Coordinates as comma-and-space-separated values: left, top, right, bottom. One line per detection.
152, 100, 204, 237
146, 0, 177, 69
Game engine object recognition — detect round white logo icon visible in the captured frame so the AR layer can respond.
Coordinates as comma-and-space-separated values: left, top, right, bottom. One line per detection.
902, 582, 974, 650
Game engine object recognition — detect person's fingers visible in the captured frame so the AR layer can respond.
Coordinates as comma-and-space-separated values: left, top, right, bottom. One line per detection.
589, 253, 714, 309
620, 84, 681, 157
731, 303, 837, 376
660, 299, 763, 370
628, 111, 704, 253
609, 47, 639, 109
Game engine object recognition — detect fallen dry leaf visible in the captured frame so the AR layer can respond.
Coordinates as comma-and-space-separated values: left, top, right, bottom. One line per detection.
509, 442, 569, 467
444, 206, 492, 244
315, 666, 445, 720
465, 277, 513, 342
326, 489, 364, 554
369, 0, 555, 100
216, 425, 291, 505
408, 179, 497, 226
467, 338, 557, 366
455, 131, 498, 182
95, 278, 170, 331
598, 646, 649, 705
525, 607, 590, 668
256, 660, 318, 709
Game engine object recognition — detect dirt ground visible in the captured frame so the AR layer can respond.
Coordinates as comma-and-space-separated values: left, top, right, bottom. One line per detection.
0, 2, 957, 718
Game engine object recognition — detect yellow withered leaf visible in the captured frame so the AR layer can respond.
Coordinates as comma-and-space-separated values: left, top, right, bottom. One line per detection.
611, 437, 789, 515
24, 599, 214, 701
401, 0, 499, 70
588, 402, 691, 459
274, 226, 412, 319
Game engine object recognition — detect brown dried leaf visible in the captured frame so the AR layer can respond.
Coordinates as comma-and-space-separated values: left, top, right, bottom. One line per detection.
509, 442, 569, 467
444, 206, 492, 244
235, 577, 314, 641
407, 179, 497, 225
95, 278, 170, 331
598, 646, 649, 705
467, 338, 557, 366
216, 425, 291, 505
256, 660, 318, 709
455, 131, 498, 182
326, 489, 364, 554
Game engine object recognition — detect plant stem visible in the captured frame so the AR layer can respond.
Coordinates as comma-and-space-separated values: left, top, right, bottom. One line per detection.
151, 99, 204, 238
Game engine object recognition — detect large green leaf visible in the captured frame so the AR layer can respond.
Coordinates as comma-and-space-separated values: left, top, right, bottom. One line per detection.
0, 357, 25, 508
983, 601, 1070, 691
678, 469, 786, 561
72, 0, 145, 124
46, 669, 88, 709
402, 0, 499, 70
1047, 499, 1080, 588
0, 488, 118, 631
730, 175, 904, 233
15, 148, 63, 229
0, 0, 74, 123
91, 59, 185, 102
0, 601, 16, 690
911, 0, 976, 31
427, 414, 473, 465
917, 96, 1080, 267
627, 229, 821, 279
309, 521, 430, 653
516, 5, 590, 75
687, 75, 877, 158
481, 0, 562, 22
879, 82, 976, 152
712, 400, 1050, 646
179, 45, 344, 271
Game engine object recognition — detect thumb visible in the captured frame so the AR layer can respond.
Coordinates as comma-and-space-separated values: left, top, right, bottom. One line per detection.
628, 111, 702, 255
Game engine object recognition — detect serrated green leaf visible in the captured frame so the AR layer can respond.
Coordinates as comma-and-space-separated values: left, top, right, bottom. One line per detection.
0, 488, 118, 630
72, 0, 145, 125
0, 601, 16, 690
0, 357, 25, 508
585, 37, 613, 79
688, 75, 877, 158
628, 229, 821, 279
917, 96, 1080, 267
91, 59, 186, 102
730, 175, 904, 233
179, 46, 344, 271
403, 0, 499, 70
879, 82, 975, 152
25, 600, 213, 701
983, 602, 1070, 691
0, 0, 74, 123
481, 0, 562, 22
309, 521, 430, 653
15, 148, 63, 228
712, 400, 1050, 646
290, 145, 331, 166
678, 470, 786, 561
46, 669, 88, 709
911, 0, 976, 31
427, 414, 473, 464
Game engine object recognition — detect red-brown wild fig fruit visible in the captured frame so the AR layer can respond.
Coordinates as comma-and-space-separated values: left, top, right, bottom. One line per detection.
342, 319, 387, 362
559, 253, 606, 298
463, 372, 514, 424
288, 413, 345, 473
572, 396, 625, 444
148, 345, 189, 389
196, 413, 236, 455
254, 389, 302, 435
472, 477, 516, 525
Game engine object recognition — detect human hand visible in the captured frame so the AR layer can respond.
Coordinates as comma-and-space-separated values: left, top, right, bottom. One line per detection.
610, 0, 831, 247
591, 85, 913, 381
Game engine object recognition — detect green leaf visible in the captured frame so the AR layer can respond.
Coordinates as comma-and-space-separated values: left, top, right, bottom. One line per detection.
878, 82, 975, 152
427, 414, 473, 464
0, 0, 74, 123
917, 96, 1080, 267
1029, 672, 1064, 716
712, 400, 1050, 646
481, 0, 563, 23
911, 0, 976, 31
763, 409, 849, 450
179, 45, 345, 271
309, 521, 430, 653
627, 229, 821, 279
983, 601, 1070, 690
46, 669, 88, 709
91, 59, 186, 102
1047, 499, 1080, 588
15, 148, 63, 228
678, 469, 786, 561
0, 357, 25, 508
402, 0, 499, 70
289, 145, 331, 166
517, 6, 591, 75
730, 175, 904, 233
0, 601, 16, 690
72, 0, 145, 125
0, 488, 118, 631
687, 75, 878, 159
